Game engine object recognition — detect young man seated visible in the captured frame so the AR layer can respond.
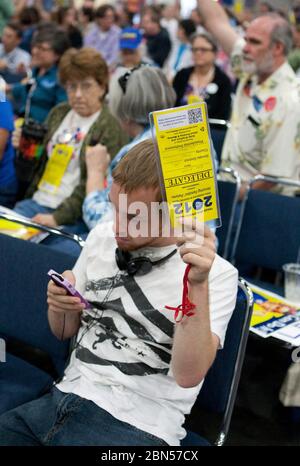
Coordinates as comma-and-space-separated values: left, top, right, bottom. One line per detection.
0, 139, 238, 446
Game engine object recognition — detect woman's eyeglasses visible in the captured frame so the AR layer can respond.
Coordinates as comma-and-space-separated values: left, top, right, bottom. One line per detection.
191, 47, 214, 54
65, 81, 96, 93
32, 43, 53, 52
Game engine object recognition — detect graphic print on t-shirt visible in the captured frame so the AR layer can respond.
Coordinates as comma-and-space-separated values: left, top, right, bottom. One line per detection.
74, 274, 174, 377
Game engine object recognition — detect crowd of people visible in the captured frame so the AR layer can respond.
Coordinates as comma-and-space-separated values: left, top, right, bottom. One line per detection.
0, 0, 299, 218
0, 0, 300, 447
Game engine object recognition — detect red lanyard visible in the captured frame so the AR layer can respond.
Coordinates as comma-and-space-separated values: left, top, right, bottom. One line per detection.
165, 265, 196, 323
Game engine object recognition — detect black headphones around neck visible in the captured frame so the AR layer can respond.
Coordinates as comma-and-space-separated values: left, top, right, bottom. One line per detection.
115, 248, 177, 276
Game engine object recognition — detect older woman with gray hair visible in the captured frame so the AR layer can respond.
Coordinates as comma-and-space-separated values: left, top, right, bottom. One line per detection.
83, 64, 176, 229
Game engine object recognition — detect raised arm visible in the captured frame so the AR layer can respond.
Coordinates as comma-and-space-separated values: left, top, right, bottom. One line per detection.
171, 221, 219, 388
197, 0, 239, 56
85, 143, 110, 195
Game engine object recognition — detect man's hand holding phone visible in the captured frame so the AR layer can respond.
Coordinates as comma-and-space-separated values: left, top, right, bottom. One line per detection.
47, 270, 88, 315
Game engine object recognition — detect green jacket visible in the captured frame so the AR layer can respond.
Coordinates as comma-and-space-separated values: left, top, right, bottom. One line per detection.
26, 102, 128, 225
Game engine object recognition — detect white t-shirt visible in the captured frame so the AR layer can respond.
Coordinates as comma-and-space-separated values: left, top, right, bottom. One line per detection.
56, 221, 238, 445
33, 109, 100, 209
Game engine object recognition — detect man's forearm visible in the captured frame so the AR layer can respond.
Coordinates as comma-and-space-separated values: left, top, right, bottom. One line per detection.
171, 281, 217, 388
86, 172, 105, 195
198, 0, 229, 25
197, 0, 238, 55
48, 309, 81, 340
239, 179, 276, 201
251, 179, 276, 192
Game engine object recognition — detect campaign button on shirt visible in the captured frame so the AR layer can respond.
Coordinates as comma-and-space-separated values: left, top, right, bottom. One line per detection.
206, 83, 218, 95
264, 96, 277, 112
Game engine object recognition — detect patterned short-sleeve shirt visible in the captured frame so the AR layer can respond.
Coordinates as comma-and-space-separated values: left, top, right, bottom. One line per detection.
222, 39, 300, 194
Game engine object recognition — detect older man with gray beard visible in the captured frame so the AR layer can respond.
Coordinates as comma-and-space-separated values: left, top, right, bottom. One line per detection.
197, 0, 300, 198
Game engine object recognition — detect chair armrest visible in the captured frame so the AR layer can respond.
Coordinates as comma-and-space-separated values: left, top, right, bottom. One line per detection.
0, 212, 86, 248
4, 335, 60, 380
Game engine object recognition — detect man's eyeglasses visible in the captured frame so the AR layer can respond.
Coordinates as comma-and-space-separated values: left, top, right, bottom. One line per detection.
191, 47, 214, 54
118, 64, 148, 94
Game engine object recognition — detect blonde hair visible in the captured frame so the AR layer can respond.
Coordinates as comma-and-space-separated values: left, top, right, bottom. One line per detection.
112, 139, 162, 201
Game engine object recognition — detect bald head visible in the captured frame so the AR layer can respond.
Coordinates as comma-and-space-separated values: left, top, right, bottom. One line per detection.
249, 13, 293, 56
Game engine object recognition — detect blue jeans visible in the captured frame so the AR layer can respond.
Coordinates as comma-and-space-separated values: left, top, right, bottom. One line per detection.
14, 198, 54, 217
0, 387, 168, 446
13, 199, 88, 257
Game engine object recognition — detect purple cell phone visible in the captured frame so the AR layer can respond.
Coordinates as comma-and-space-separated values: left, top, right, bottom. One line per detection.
48, 269, 91, 309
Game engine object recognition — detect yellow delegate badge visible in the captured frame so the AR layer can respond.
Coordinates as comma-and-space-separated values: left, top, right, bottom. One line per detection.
15, 117, 24, 129
187, 94, 203, 105
38, 144, 73, 194
150, 103, 220, 228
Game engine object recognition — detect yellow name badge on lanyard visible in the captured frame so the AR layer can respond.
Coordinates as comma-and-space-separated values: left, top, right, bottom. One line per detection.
38, 144, 73, 194
187, 94, 203, 105
150, 103, 221, 229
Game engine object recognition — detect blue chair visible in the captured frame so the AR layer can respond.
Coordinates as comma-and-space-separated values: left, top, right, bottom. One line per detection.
231, 175, 300, 292
0, 234, 77, 414
216, 167, 241, 260
182, 279, 253, 446
209, 118, 230, 165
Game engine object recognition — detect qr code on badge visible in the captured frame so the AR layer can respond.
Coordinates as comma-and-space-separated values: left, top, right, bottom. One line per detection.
187, 108, 203, 124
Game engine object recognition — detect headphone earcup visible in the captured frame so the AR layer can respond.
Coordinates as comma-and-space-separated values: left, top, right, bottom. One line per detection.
115, 248, 131, 271
115, 248, 153, 276
125, 257, 153, 276
126, 260, 139, 276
